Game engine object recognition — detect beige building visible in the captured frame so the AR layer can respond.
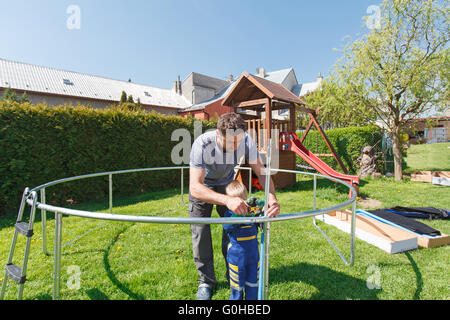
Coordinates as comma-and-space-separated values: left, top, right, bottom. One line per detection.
0, 58, 191, 115
1, 59, 324, 120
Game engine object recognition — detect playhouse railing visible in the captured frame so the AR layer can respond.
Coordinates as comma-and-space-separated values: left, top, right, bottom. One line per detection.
245, 119, 290, 152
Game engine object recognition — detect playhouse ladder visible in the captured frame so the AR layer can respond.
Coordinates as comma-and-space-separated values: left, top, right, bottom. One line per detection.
0, 188, 38, 300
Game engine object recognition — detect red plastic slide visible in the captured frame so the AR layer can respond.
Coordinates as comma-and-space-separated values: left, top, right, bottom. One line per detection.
280, 132, 359, 191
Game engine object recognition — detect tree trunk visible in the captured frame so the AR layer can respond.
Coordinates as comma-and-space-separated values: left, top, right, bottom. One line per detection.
391, 125, 403, 180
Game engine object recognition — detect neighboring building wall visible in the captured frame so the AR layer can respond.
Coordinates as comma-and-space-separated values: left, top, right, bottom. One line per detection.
280, 69, 298, 92
203, 99, 232, 120
0, 88, 180, 115
179, 99, 233, 120
179, 109, 206, 119
20, 91, 111, 109
404, 117, 450, 143
181, 72, 228, 105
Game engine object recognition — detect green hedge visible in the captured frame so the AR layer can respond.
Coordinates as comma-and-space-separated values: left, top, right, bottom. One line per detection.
0, 101, 216, 215
297, 125, 383, 174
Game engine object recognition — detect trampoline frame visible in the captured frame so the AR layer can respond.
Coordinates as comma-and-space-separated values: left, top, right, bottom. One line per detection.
3, 165, 357, 300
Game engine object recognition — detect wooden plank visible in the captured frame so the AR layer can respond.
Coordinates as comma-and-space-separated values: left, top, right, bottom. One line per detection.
300, 118, 314, 143
294, 104, 315, 114
265, 98, 272, 151
335, 210, 450, 249
317, 210, 418, 254
411, 171, 433, 183
252, 119, 256, 142
310, 113, 348, 174
436, 171, 450, 178
289, 105, 296, 132
418, 233, 450, 248
410, 171, 450, 183
314, 154, 333, 157
234, 98, 270, 109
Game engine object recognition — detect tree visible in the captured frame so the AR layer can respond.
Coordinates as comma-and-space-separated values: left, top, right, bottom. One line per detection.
127, 95, 134, 103
136, 98, 142, 109
2, 87, 18, 102
332, 0, 449, 180
120, 91, 127, 103
301, 77, 377, 128
20, 92, 31, 103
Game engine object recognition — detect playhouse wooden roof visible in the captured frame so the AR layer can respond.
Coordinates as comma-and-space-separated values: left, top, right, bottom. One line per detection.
222, 72, 311, 112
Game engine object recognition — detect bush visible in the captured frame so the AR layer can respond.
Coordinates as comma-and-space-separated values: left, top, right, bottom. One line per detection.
0, 101, 216, 215
297, 125, 383, 174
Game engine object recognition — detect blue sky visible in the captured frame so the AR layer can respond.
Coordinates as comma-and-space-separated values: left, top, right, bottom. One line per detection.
0, 0, 380, 88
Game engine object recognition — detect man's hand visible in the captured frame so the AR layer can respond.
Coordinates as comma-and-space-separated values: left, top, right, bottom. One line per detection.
265, 199, 280, 218
226, 197, 248, 215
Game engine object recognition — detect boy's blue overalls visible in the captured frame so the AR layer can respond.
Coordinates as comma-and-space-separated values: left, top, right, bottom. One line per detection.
223, 209, 260, 300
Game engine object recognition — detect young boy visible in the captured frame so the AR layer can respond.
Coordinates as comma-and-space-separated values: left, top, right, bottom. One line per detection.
223, 180, 260, 300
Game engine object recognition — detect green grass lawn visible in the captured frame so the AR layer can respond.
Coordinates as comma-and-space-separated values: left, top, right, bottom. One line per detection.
404, 142, 450, 173
0, 173, 449, 300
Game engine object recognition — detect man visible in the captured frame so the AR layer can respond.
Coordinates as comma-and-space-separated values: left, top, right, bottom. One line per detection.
189, 112, 280, 300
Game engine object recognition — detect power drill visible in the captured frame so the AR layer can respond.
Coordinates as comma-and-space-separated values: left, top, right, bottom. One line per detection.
230, 197, 265, 217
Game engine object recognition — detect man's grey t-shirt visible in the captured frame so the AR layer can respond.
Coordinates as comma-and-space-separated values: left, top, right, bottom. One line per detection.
190, 130, 259, 187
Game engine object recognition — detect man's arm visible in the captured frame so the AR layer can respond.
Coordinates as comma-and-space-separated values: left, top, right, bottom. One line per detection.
190, 167, 248, 215
249, 157, 280, 218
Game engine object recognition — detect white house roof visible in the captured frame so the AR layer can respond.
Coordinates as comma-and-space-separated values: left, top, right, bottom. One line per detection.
264, 68, 293, 84
292, 79, 322, 97
181, 68, 298, 112
180, 81, 237, 112
0, 58, 190, 109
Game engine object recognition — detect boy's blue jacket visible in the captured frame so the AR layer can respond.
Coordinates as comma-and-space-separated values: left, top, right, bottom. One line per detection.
223, 209, 260, 300
223, 210, 259, 241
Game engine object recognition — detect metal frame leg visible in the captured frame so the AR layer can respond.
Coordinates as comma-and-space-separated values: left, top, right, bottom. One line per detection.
17, 192, 38, 300
53, 212, 63, 300
109, 174, 113, 214
0, 188, 30, 300
312, 175, 356, 266
41, 188, 49, 255
259, 139, 272, 300
180, 168, 185, 206
262, 222, 270, 298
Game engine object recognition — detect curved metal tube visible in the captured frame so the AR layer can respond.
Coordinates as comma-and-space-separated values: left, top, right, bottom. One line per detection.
25, 168, 356, 226
16, 166, 357, 301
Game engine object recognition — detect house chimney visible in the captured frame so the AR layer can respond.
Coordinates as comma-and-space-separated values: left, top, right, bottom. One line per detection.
173, 75, 182, 95
257, 67, 266, 78
228, 74, 234, 83
317, 72, 323, 82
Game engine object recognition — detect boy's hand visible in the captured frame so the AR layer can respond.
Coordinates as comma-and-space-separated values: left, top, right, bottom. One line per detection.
226, 197, 248, 215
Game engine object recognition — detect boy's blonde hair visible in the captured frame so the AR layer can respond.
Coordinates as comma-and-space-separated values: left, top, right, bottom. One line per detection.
226, 180, 248, 200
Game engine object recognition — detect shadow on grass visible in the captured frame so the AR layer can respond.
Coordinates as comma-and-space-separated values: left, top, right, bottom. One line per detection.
270, 262, 380, 300
86, 288, 110, 300
33, 293, 52, 300
404, 252, 423, 300
102, 225, 146, 300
